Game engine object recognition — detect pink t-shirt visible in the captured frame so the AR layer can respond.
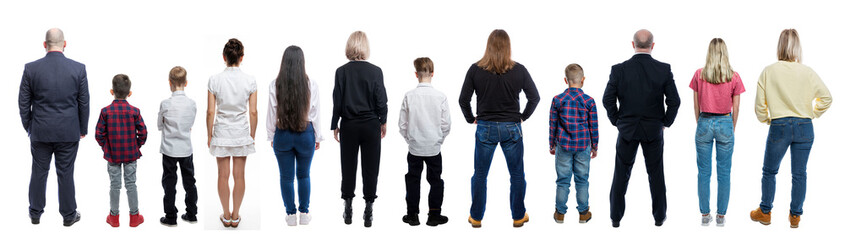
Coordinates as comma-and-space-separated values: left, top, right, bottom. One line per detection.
689, 68, 745, 114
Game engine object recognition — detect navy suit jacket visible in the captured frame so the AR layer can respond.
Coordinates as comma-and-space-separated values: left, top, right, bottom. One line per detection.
602, 54, 680, 141
19, 51, 90, 142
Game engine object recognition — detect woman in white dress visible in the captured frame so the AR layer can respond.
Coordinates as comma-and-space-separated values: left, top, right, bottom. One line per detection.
206, 38, 258, 228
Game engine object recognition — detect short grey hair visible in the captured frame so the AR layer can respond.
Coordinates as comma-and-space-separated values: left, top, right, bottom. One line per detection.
633, 29, 653, 49
45, 28, 65, 48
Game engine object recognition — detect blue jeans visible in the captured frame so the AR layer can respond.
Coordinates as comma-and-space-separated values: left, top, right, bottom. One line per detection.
273, 123, 316, 214
554, 145, 591, 214
470, 120, 526, 220
695, 114, 734, 215
760, 117, 813, 216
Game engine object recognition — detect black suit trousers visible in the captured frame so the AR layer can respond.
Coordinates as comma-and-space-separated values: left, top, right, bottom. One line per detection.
609, 132, 667, 223
29, 141, 78, 220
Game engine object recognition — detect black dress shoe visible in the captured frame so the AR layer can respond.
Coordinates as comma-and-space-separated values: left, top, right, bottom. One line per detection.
426, 214, 448, 226
31, 217, 40, 225
160, 217, 177, 226
402, 214, 420, 226
612, 221, 620, 228
63, 212, 81, 227
655, 218, 666, 227
181, 213, 197, 222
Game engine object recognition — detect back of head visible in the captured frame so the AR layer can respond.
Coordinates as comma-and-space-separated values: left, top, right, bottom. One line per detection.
564, 63, 584, 85
633, 29, 654, 50
276, 45, 310, 132
346, 31, 370, 61
477, 29, 515, 74
169, 66, 187, 87
413, 57, 434, 76
112, 74, 131, 99
45, 28, 65, 50
702, 38, 734, 84
223, 38, 244, 66
777, 29, 802, 63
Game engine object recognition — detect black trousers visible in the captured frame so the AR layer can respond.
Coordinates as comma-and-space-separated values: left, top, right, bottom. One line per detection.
339, 119, 382, 201
609, 132, 667, 223
29, 141, 78, 220
162, 154, 198, 218
405, 152, 444, 215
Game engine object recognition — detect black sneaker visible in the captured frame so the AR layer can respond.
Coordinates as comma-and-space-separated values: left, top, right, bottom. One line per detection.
160, 217, 177, 226
181, 214, 198, 222
63, 212, 81, 227
402, 214, 420, 226
426, 214, 449, 226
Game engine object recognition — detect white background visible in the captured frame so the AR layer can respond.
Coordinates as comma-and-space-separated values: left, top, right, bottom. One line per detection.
1, 0, 841, 239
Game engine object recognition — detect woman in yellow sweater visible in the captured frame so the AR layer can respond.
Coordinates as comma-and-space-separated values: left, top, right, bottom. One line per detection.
750, 29, 832, 229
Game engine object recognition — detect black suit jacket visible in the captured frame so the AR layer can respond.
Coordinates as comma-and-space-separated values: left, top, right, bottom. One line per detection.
602, 54, 680, 141
19, 51, 90, 142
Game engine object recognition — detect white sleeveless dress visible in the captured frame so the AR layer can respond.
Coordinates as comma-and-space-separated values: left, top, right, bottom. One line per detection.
208, 67, 257, 157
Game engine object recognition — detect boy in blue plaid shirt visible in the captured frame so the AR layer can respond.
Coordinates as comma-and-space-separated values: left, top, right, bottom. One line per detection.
548, 64, 598, 224
95, 74, 147, 227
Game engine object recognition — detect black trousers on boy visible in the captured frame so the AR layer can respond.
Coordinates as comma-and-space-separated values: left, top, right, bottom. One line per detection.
405, 152, 444, 215
162, 154, 198, 219
339, 118, 382, 202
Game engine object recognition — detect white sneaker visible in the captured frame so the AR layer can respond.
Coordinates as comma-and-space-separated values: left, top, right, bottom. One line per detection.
701, 214, 712, 226
299, 212, 312, 225
285, 213, 297, 226
715, 214, 725, 227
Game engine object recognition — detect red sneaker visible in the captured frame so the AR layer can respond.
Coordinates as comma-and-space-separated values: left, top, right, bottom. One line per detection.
106, 214, 119, 227
129, 212, 144, 227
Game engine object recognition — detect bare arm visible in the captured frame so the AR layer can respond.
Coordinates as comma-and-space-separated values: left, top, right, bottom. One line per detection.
732, 94, 740, 130
206, 91, 216, 147
693, 92, 700, 123
249, 91, 258, 140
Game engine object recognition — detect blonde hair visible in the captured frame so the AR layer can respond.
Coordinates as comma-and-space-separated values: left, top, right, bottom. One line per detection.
564, 63, 584, 84
701, 38, 734, 84
169, 66, 187, 87
477, 29, 515, 74
345, 31, 370, 61
413, 57, 434, 73
777, 29, 802, 63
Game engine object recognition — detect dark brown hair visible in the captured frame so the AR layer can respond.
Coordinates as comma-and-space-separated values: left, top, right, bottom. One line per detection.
112, 74, 131, 99
169, 66, 187, 87
477, 29, 515, 74
413, 57, 434, 73
276, 45, 310, 132
223, 38, 244, 66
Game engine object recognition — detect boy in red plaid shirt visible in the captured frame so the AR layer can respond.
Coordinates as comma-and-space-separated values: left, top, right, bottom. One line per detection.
549, 64, 598, 224
95, 74, 148, 227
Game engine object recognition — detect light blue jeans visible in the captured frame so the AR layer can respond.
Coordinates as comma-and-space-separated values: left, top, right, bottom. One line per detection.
554, 145, 591, 214
108, 161, 139, 215
695, 114, 733, 215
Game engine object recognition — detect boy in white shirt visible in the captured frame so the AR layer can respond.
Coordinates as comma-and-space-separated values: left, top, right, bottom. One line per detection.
157, 66, 198, 226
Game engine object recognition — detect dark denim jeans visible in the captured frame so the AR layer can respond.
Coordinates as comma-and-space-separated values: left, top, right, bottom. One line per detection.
760, 117, 814, 216
470, 120, 526, 220
273, 123, 316, 214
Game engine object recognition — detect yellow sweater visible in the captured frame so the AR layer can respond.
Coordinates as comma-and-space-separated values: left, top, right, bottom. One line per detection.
755, 61, 832, 124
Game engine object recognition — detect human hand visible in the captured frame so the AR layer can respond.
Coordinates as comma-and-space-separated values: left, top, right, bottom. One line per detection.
591, 150, 597, 159
549, 148, 555, 155
333, 129, 340, 142
473, 120, 477, 125
315, 142, 321, 150
80, 135, 86, 139
380, 124, 387, 139
207, 138, 211, 148
271, 141, 274, 148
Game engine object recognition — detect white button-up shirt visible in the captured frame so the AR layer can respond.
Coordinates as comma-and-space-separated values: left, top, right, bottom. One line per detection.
158, 90, 197, 157
398, 82, 451, 157
266, 79, 323, 142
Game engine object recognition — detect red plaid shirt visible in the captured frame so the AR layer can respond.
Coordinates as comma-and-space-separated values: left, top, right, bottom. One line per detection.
95, 100, 147, 163
549, 88, 598, 152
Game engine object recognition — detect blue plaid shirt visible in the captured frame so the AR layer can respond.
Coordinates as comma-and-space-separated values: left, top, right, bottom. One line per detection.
549, 88, 598, 152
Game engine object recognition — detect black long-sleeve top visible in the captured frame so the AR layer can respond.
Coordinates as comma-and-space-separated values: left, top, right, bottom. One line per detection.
330, 61, 388, 130
459, 62, 540, 123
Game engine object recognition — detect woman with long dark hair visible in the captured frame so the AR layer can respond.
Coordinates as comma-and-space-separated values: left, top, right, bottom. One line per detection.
267, 45, 323, 226
459, 29, 540, 228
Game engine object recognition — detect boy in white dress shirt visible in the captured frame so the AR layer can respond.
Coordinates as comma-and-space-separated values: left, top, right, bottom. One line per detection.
398, 57, 451, 226
158, 66, 198, 226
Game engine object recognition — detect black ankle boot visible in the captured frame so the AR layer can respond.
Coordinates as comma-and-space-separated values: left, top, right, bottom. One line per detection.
343, 199, 353, 225
363, 200, 374, 227
426, 210, 449, 226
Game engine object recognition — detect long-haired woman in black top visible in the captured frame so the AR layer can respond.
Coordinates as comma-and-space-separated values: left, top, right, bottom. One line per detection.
330, 31, 388, 228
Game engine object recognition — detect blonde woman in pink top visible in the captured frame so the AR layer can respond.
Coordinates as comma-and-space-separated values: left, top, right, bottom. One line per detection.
689, 38, 745, 227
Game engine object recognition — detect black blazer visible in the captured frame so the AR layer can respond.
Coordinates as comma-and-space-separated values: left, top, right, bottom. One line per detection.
18, 51, 90, 142
602, 54, 680, 141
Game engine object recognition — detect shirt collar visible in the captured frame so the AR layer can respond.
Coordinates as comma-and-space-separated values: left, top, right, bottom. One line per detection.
113, 99, 128, 104
172, 90, 186, 96
417, 82, 433, 88
565, 87, 583, 93
225, 66, 240, 71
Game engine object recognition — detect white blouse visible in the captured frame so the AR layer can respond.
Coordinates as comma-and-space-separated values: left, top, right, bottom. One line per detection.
266, 79, 323, 142
208, 67, 257, 147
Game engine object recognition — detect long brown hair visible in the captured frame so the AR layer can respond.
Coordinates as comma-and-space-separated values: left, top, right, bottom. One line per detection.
477, 29, 515, 74
276, 45, 310, 132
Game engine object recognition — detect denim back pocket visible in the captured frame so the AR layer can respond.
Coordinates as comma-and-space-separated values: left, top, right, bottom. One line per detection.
507, 124, 523, 143
476, 124, 493, 144
695, 118, 708, 139
767, 122, 787, 144
794, 121, 814, 143
716, 119, 734, 143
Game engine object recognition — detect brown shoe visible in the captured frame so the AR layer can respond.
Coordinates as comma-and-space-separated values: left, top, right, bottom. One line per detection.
789, 214, 800, 228
750, 208, 771, 225
579, 208, 592, 223
513, 213, 529, 228
553, 210, 564, 223
468, 216, 481, 228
